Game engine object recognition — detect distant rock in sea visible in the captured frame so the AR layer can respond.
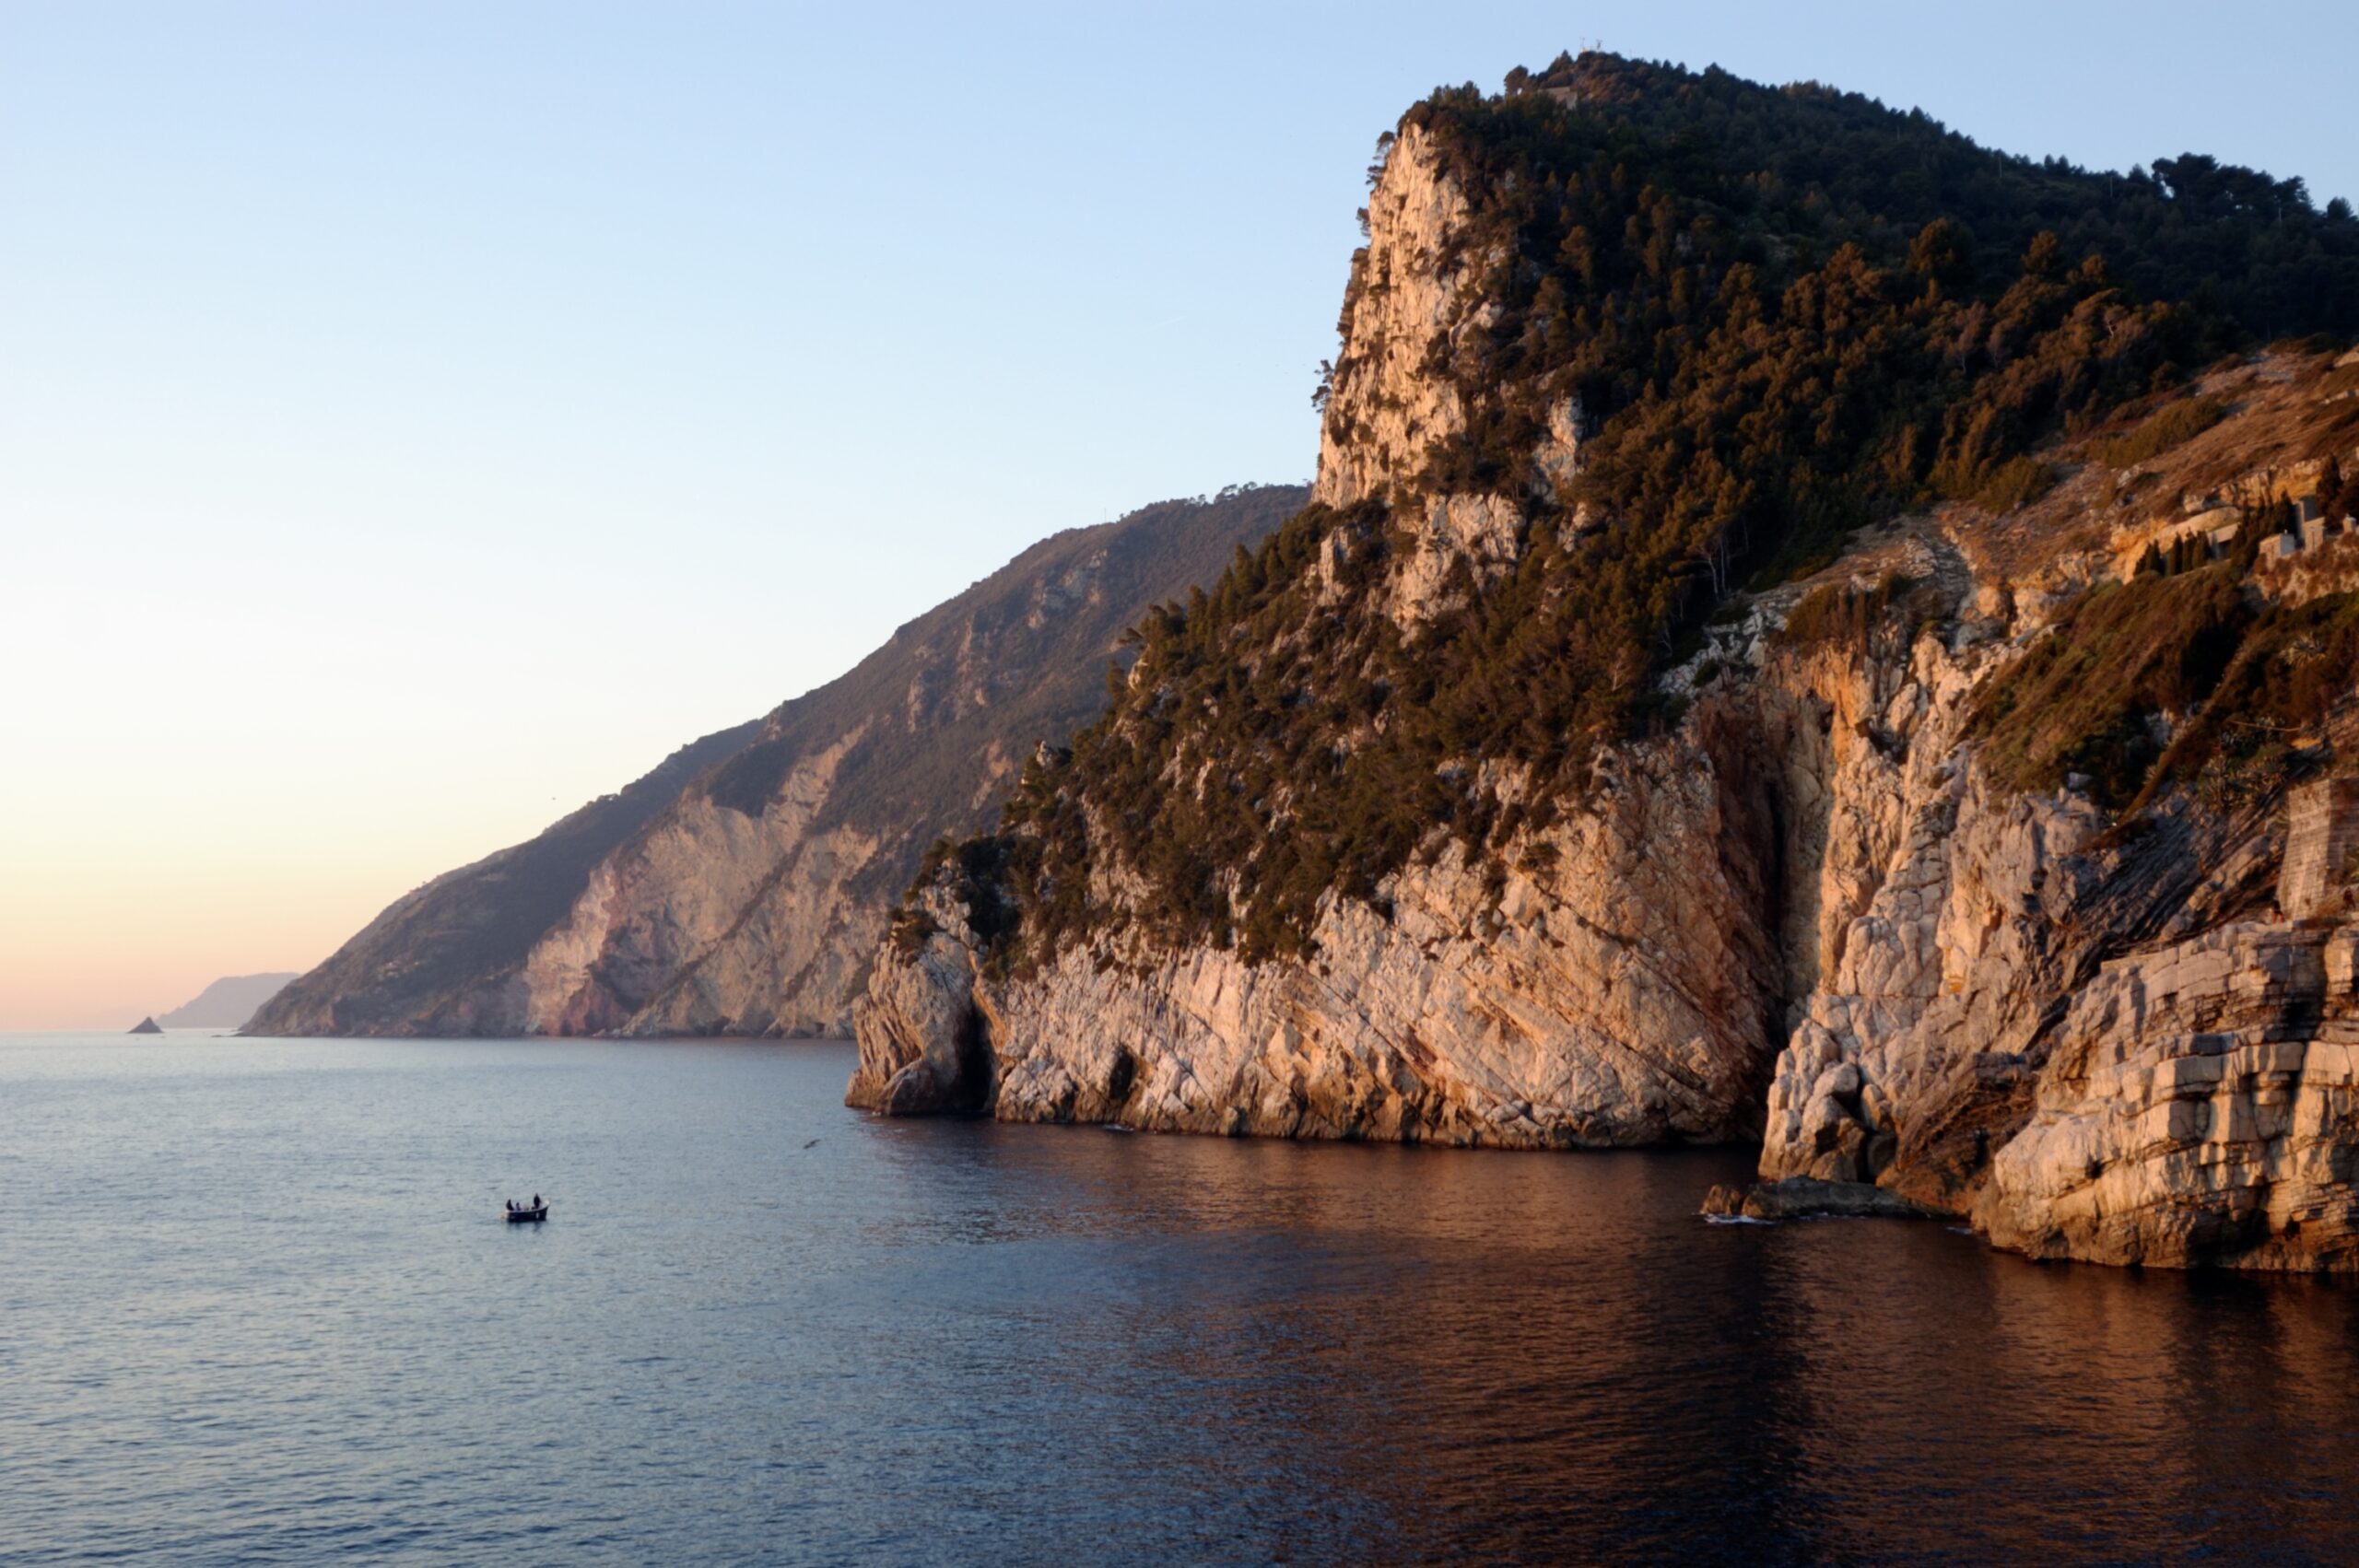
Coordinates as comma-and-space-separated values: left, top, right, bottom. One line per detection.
158, 973, 299, 1031
128, 1016, 163, 1035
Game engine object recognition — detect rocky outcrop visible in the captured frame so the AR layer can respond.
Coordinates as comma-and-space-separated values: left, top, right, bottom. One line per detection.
1755, 742, 2110, 1198
1701, 1178, 1933, 1222
1313, 122, 1471, 514
851, 722, 1792, 1143
1976, 923, 2359, 1270
846, 892, 992, 1116
250, 489, 1300, 1040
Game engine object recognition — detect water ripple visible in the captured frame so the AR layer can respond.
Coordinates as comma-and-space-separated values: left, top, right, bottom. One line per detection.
1, 1034, 2354, 1564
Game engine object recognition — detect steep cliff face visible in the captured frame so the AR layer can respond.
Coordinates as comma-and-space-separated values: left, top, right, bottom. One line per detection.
249, 488, 1299, 1039
1742, 357, 2359, 1270
854, 53, 2359, 1269
854, 111, 1795, 1139
1977, 919, 2359, 1270
852, 720, 1790, 1143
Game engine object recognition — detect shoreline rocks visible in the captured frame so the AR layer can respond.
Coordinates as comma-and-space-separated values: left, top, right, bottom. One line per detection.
1700, 1178, 1938, 1222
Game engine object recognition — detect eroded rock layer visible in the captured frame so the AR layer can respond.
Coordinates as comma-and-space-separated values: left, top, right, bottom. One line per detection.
1978, 920, 2359, 1270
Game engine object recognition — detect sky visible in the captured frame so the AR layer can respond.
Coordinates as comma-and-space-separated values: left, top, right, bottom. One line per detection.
4, 0, 2355, 1028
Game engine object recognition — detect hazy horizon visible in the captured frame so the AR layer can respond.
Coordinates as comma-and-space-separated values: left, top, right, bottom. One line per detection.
6, 0, 2355, 1029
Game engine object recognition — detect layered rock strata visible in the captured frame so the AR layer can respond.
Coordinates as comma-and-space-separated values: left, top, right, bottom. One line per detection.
1976, 922, 2359, 1270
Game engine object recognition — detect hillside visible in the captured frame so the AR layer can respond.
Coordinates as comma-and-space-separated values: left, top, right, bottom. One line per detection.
157, 973, 299, 1030
248, 486, 1299, 1038
852, 53, 2359, 1272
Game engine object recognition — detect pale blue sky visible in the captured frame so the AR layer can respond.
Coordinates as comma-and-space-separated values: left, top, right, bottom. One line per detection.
5, 0, 2354, 1025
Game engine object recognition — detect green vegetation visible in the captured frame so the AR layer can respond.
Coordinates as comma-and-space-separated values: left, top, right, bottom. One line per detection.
1974, 556, 2359, 813
910, 53, 2359, 973
1776, 572, 1935, 649
2089, 395, 2229, 468
2162, 591, 2359, 809
1490, 55, 2359, 342
1972, 569, 2253, 808
1972, 457, 2058, 512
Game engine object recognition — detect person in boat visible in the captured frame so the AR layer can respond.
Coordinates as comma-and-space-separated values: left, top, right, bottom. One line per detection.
505, 1199, 515, 1213
531, 1193, 541, 1210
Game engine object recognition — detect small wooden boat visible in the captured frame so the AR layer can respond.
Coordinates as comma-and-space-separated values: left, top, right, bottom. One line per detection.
504, 1203, 548, 1223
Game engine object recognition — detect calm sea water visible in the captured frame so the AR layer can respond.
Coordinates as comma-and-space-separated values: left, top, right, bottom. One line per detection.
4, 1034, 2356, 1565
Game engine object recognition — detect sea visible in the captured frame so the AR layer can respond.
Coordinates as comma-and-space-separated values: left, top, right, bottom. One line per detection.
4, 1032, 2356, 1565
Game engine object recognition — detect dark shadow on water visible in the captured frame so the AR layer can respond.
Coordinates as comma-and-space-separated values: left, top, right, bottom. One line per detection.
849, 1116, 2359, 1564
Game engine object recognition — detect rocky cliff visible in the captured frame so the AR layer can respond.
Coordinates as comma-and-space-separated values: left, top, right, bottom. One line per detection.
853, 53, 2359, 1270
248, 488, 1299, 1039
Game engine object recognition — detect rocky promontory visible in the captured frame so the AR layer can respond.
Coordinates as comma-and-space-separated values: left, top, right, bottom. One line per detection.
853, 52, 2359, 1271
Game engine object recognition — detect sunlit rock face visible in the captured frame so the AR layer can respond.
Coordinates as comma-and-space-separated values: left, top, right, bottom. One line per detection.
1310, 122, 1473, 517
852, 727, 1791, 1146
1975, 923, 2359, 1270
855, 123, 1798, 1148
